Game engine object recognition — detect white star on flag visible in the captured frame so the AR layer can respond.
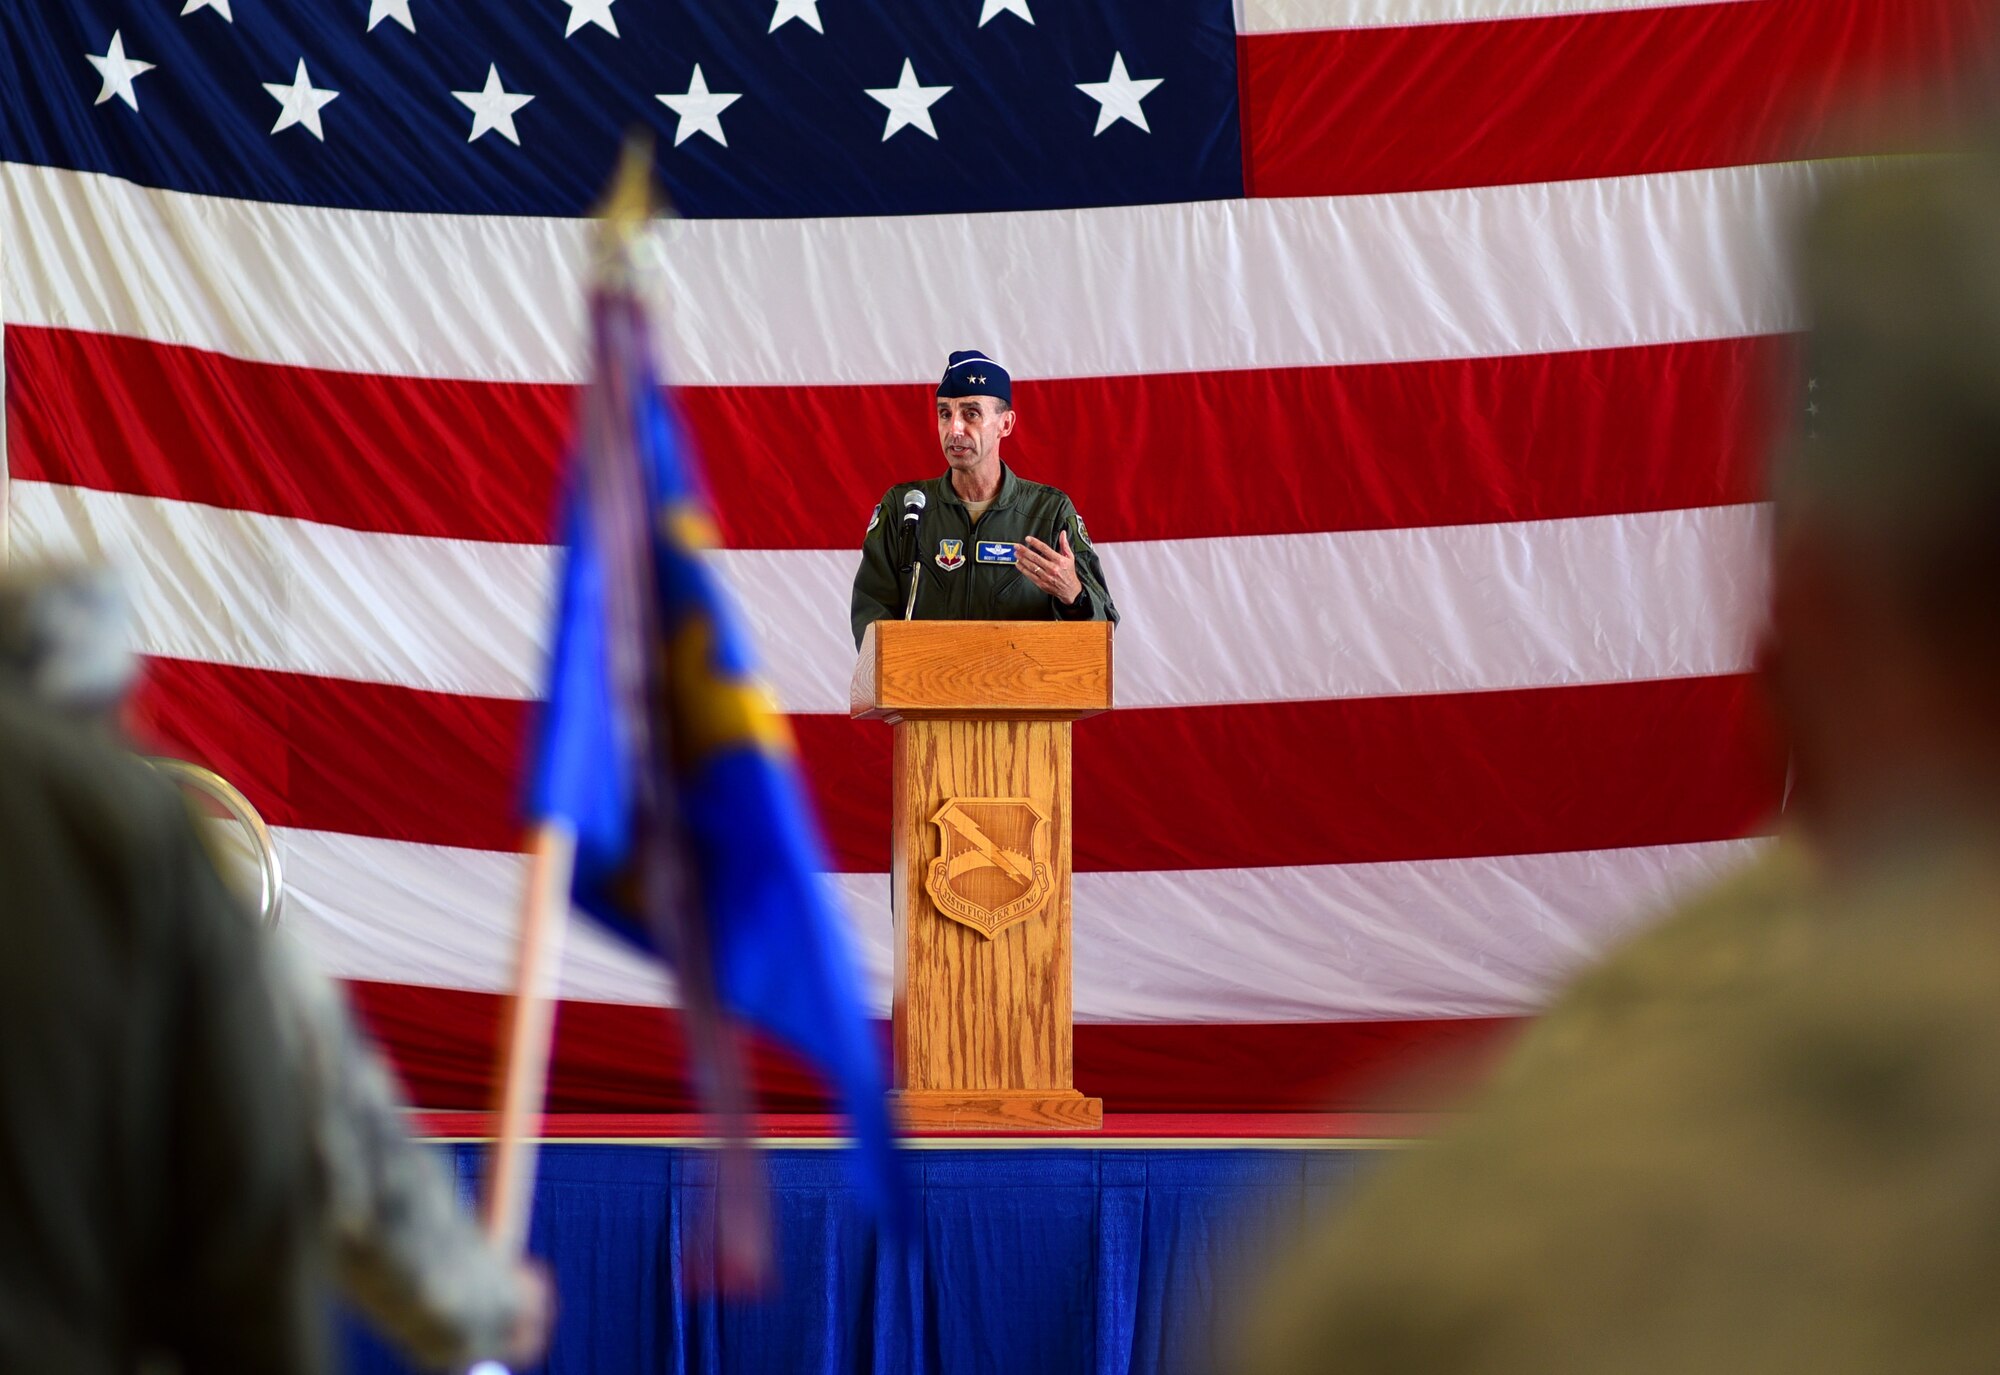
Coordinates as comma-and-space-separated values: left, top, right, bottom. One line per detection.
179, 0, 234, 19
452, 64, 535, 145
1075, 51, 1163, 135
978, 0, 1033, 25
263, 59, 340, 141
367, 0, 416, 33
768, 0, 824, 34
657, 65, 742, 147
865, 59, 951, 142
561, 0, 619, 38
86, 31, 155, 111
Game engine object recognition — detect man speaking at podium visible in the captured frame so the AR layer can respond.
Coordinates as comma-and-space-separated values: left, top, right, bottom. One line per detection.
851, 351, 1119, 648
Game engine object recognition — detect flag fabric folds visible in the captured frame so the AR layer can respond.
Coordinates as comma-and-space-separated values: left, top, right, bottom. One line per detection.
527, 260, 895, 1207
5, 0, 1996, 1114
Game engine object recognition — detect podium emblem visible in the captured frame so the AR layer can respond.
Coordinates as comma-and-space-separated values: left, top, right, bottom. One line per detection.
925, 796, 1055, 939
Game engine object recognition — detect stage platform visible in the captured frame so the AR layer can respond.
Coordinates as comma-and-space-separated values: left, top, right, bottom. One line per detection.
345, 1115, 1424, 1374
408, 1110, 1442, 1146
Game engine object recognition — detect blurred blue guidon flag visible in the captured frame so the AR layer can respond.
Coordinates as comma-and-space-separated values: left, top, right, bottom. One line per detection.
526, 249, 896, 1214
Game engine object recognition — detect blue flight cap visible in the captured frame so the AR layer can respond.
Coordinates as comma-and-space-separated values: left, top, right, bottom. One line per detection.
936, 350, 1011, 408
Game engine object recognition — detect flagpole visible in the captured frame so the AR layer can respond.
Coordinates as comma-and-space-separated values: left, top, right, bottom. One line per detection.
481, 134, 654, 1262
482, 820, 577, 1256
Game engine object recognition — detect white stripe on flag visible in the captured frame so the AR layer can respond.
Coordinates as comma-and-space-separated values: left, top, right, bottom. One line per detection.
262, 823, 1764, 1021
12, 481, 1768, 709
2, 160, 1821, 386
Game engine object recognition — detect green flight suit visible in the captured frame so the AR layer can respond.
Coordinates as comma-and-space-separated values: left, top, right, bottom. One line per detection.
850, 463, 1119, 649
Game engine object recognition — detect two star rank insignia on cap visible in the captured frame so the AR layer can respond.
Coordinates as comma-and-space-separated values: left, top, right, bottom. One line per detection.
975, 542, 1017, 564
935, 538, 967, 570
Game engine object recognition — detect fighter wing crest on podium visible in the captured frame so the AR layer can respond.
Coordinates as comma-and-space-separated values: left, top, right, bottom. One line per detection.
924, 797, 1055, 939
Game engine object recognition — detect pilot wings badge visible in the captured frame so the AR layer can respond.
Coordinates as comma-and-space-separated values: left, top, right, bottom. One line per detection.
924, 796, 1055, 939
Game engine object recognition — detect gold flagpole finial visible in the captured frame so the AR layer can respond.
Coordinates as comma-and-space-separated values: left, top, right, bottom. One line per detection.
593, 131, 675, 278
597, 130, 657, 227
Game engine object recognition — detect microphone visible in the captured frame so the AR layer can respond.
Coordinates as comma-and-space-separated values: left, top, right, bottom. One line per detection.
900, 489, 927, 619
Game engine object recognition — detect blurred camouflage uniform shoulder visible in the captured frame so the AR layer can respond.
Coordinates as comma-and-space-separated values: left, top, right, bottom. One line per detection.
1486, 842, 1817, 1092
1767, 835, 2000, 1073
260, 930, 525, 1369
1237, 838, 2000, 1375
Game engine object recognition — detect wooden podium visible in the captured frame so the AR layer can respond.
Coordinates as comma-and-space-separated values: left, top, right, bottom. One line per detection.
851, 620, 1112, 1131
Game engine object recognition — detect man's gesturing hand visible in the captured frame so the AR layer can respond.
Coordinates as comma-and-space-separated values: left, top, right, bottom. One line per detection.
1019, 531, 1083, 606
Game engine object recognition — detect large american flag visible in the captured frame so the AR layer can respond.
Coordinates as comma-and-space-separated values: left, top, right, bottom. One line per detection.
1, 0, 1987, 1112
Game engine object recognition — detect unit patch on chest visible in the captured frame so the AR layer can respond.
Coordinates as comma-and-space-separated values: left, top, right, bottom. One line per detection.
934, 538, 966, 571
975, 541, 1017, 564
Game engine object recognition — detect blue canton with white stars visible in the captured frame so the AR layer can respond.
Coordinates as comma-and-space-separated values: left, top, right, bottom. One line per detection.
3, 0, 1243, 218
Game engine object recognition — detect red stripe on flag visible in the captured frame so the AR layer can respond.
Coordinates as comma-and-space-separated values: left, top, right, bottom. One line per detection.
130, 658, 1781, 870
1240, 0, 1998, 199
9, 325, 1775, 547
4, 326, 569, 547
1071, 676, 1781, 870
129, 659, 534, 854
345, 977, 1525, 1114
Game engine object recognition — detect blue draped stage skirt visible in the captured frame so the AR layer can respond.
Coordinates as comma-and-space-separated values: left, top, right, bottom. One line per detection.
342, 1143, 1383, 1374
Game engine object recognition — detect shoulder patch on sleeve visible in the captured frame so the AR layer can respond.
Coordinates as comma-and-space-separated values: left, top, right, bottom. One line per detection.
866, 504, 881, 536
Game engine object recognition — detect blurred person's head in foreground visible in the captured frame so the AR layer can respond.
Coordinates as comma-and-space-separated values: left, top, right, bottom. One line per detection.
1234, 142, 2000, 1375
1769, 145, 2000, 852
0, 665, 326, 1372
0, 563, 133, 725
0, 562, 552, 1367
